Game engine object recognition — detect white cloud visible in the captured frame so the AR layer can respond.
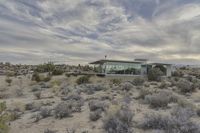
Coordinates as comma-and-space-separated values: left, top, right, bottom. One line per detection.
0, 0, 200, 65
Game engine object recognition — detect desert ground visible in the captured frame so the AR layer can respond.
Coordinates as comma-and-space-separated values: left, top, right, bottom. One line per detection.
0, 69, 200, 133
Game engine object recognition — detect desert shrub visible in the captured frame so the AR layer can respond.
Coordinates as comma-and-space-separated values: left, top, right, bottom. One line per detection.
89, 109, 102, 121
0, 102, 6, 113
79, 84, 106, 95
43, 75, 51, 82
176, 97, 194, 108
32, 73, 51, 82
159, 80, 172, 89
31, 85, 41, 92
132, 77, 145, 86
32, 113, 42, 123
54, 102, 72, 119
110, 79, 122, 85
76, 76, 90, 85
5, 71, 16, 77
192, 81, 200, 90
5, 77, 12, 86
119, 82, 133, 91
10, 102, 26, 112
65, 73, 71, 77
171, 106, 196, 119
52, 69, 64, 75
80, 85, 95, 95
0, 92, 9, 99
51, 80, 62, 87
169, 107, 199, 133
103, 106, 134, 133
141, 106, 200, 133
88, 100, 108, 112
60, 85, 71, 96
35, 63, 55, 73
70, 100, 83, 113
172, 71, 184, 77
61, 93, 83, 101
15, 89, 23, 97
138, 88, 152, 99
122, 95, 132, 104
44, 129, 57, 133
66, 128, 76, 133
32, 73, 41, 82
197, 108, 200, 117
148, 68, 164, 82
39, 82, 50, 89
40, 108, 52, 118
167, 78, 177, 87
159, 81, 167, 89
25, 103, 35, 111
186, 76, 194, 82
0, 102, 9, 133
176, 79, 194, 93
141, 113, 170, 130
86, 84, 106, 91
34, 91, 41, 99
8, 111, 21, 121
145, 91, 172, 108
60, 92, 84, 113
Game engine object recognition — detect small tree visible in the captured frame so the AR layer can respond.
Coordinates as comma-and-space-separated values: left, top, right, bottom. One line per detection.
52, 69, 63, 75
35, 62, 55, 74
5, 77, 12, 86
46, 62, 55, 75
148, 68, 164, 82
32, 73, 41, 82
76, 75, 90, 85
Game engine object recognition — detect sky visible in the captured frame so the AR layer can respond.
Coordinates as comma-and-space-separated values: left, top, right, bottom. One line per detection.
0, 0, 200, 65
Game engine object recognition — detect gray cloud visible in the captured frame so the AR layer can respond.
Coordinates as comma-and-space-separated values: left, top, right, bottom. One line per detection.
0, 0, 200, 65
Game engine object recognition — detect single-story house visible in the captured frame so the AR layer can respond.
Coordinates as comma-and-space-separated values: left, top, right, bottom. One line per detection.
89, 59, 173, 77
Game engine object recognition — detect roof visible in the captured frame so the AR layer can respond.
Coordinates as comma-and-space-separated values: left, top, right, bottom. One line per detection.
148, 62, 173, 66
89, 59, 144, 64
135, 59, 148, 62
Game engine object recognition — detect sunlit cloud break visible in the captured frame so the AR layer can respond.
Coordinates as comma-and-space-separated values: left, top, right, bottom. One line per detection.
0, 0, 200, 65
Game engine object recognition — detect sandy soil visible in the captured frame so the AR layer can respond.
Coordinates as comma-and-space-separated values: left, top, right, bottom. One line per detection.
0, 74, 200, 133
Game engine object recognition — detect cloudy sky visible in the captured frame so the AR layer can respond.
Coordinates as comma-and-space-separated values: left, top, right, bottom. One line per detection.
0, 0, 200, 65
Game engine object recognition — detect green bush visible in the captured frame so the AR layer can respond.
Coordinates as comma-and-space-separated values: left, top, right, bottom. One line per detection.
43, 75, 51, 82
52, 69, 64, 75
32, 73, 41, 82
76, 75, 90, 85
5, 77, 12, 86
148, 68, 164, 81
110, 79, 122, 85
89, 109, 102, 121
132, 77, 145, 86
0, 102, 6, 113
32, 73, 51, 82
0, 102, 9, 133
35, 62, 55, 73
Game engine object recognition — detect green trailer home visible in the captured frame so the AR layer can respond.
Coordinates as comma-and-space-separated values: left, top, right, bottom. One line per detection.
89, 59, 172, 77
